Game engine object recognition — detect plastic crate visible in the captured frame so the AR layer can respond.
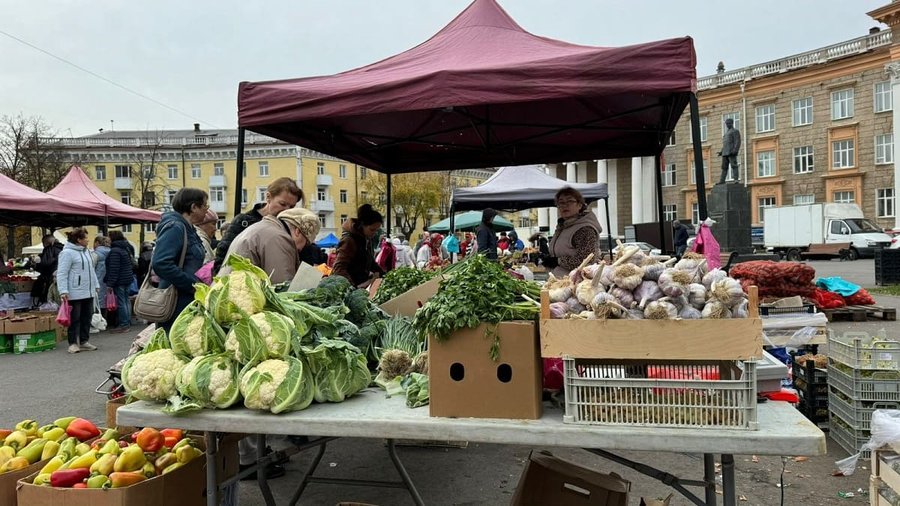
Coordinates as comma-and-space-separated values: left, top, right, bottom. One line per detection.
798, 387, 828, 408
829, 333, 900, 370
828, 361, 900, 402
792, 359, 827, 384
562, 357, 758, 430
797, 400, 829, 424
758, 303, 816, 316
794, 377, 828, 395
830, 410, 872, 458
828, 388, 900, 432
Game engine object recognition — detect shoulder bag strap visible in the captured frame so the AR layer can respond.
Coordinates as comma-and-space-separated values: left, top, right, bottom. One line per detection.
178, 226, 188, 268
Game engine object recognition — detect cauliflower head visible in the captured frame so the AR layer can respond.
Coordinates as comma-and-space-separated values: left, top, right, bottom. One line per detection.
224, 316, 267, 365
241, 359, 289, 410
239, 356, 315, 413
169, 301, 225, 358
175, 354, 240, 409
249, 311, 294, 358
123, 349, 187, 402
207, 270, 267, 324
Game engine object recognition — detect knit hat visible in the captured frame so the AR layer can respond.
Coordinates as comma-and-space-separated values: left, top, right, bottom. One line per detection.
278, 207, 320, 241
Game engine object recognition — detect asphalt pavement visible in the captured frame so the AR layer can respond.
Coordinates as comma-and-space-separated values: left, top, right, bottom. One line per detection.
0, 259, 892, 505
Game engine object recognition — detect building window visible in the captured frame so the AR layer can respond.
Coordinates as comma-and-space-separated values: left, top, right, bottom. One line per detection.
167, 165, 178, 180
339, 189, 348, 203
661, 163, 676, 187
833, 190, 855, 204
339, 164, 347, 178
144, 222, 157, 233
257, 188, 267, 203
142, 192, 155, 207
876, 133, 894, 165
191, 163, 201, 179
875, 81, 892, 113
317, 162, 325, 175
141, 165, 155, 179
793, 194, 815, 206
95, 165, 106, 181
792, 97, 813, 126
722, 112, 741, 134
755, 104, 775, 133
691, 203, 699, 226
832, 139, 855, 169
317, 187, 326, 201
756, 150, 775, 178
115, 165, 130, 178
120, 191, 131, 205
259, 161, 269, 177
359, 167, 368, 180
758, 197, 776, 223
242, 162, 247, 178
122, 224, 132, 233
667, 131, 676, 147
793, 146, 814, 174
878, 188, 895, 218
241, 189, 248, 206
213, 163, 224, 177
340, 214, 348, 224
692, 116, 707, 143
663, 204, 677, 222
318, 214, 327, 228
209, 187, 225, 204
360, 191, 368, 202
165, 189, 177, 205
689, 159, 708, 185
831, 88, 854, 120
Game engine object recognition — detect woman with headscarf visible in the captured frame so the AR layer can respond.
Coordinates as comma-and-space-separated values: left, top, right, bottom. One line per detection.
476, 208, 499, 260
543, 186, 602, 278
332, 204, 385, 287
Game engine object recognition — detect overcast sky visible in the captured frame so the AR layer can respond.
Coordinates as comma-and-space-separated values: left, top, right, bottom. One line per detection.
0, 0, 888, 136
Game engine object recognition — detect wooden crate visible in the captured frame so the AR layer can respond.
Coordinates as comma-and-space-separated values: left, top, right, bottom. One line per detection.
873, 447, 900, 496
539, 286, 763, 361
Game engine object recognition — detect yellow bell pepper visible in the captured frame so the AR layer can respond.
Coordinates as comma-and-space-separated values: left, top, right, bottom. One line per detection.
3, 430, 27, 451
86, 474, 110, 489
74, 442, 91, 456
90, 453, 117, 476
14, 420, 38, 437
140, 461, 156, 479
154, 453, 178, 474
98, 439, 121, 456
41, 427, 66, 443
17, 438, 48, 464
0, 446, 15, 467
56, 437, 77, 462
113, 445, 147, 473
36, 424, 55, 438
39, 455, 66, 475
41, 440, 60, 461
65, 449, 98, 470
175, 444, 203, 465
32, 473, 53, 486
109, 471, 146, 488
0, 456, 30, 473
53, 417, 77, 430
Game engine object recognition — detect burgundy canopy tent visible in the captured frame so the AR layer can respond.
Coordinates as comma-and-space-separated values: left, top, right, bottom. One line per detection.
0, 172, 105, 228
48, 166, 162, 225
235, 0, 708, 246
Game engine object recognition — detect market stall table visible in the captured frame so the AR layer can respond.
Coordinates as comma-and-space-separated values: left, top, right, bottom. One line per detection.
118, 389, 826, 506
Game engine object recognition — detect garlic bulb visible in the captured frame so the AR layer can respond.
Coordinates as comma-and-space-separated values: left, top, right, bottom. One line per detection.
575, 277, 605, 306
547, 276, 575, 303
609, 287, 635, 307
701, 301, 732, 319
591, 292, 628, 319
709, 278, 745, 307
575, 310, 598, 320
625, 308, 646, 320
599, 264, 616, 288
675, 253, 708, 281
679, 305, 702, 319
701, 268, 728, 290
565, 297, 586, 314
582, 263, 602, 280
634, 280, 663, 309
657, 268, 692, 298
687, 283, 707, 309
549, 302, 570, 319
644, 298, 678, 320
627, 249, 648, 266
732, 299, 749, 318
612, 264, 644, 291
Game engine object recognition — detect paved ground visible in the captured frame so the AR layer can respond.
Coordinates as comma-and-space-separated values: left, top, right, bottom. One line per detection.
0, 259, 893, 505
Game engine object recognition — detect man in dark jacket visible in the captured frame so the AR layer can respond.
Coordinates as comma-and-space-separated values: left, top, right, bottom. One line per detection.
32, 234, 63, 304
476, 208, 499, 260
136, 242, 153, 283
673, 220, 690, 258
105, 231, 135, 332
299, 243, 327, 266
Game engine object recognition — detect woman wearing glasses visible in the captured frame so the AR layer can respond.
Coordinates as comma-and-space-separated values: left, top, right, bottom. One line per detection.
542, 187, 602, 277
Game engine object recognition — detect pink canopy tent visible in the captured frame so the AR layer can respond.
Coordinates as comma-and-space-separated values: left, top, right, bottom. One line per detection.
47, 166, 161, 224
0, 171, 104, 228
238, 0, 696, 174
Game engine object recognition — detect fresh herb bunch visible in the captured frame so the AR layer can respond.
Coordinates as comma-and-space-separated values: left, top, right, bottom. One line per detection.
412, 255, 541, 343
372, 268, 438, 304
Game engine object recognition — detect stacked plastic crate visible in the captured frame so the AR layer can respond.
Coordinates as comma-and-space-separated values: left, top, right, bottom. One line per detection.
827, 332, 900, 458
793, 356, 829, 427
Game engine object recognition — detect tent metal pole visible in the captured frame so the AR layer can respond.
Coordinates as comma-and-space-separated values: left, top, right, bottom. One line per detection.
386, 173, 392, 236
654, 155, 666, 252
234, 128, 246, 218
449, 203, 456, 234
604, 198, 613, 255
689, 94, 708, 221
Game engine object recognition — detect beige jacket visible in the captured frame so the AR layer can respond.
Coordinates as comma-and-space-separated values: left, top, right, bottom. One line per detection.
195, 227, 215, 263
219, 215, 297, 284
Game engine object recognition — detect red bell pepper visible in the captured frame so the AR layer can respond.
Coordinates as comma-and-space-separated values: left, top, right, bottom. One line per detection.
50, 468, 90, 488
135, 428, 164, 453
65, 418, 100, 442
160, 429, 183, 448
72, 483, 88, 489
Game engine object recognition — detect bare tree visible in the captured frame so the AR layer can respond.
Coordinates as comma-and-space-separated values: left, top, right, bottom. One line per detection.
129, 132, 169, 246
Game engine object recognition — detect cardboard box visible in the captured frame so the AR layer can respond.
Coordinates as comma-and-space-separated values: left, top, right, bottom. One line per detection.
4, 315, 50, 335
511, 451, 630, 506
379, 276, 441, 317
1, 458, 49, 506
106, 398, 138, 435
429, 321, 541, 419
13, 330, 57, 354
17, 436, 239, 506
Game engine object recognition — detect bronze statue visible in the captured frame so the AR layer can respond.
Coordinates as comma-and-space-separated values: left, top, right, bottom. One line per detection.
718, 118, 741, 184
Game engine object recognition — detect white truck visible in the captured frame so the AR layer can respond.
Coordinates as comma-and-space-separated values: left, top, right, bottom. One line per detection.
763, 203, 892, 260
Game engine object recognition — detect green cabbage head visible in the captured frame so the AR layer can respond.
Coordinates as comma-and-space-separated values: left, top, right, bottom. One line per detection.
240, 356, 315, 414
304, 339, 371, 403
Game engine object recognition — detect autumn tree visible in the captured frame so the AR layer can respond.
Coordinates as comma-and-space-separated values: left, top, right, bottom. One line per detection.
359, 171, 447, 238
128, 132, 169, 245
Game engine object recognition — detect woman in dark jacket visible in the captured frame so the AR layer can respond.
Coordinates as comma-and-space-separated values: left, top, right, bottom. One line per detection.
332, 204, 384, 287
476, 208, 499, 260
153, 188, 208, 333
105, 230, 135, 332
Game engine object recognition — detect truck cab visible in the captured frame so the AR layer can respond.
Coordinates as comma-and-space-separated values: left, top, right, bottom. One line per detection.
825, 216, 892, 258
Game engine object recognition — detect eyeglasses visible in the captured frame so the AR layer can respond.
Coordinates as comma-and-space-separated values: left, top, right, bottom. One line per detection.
556, 199, 578, 207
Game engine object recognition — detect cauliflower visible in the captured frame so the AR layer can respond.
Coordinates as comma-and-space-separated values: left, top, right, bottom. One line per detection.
122, 349, 187, 402
250, 311, 294, 358
174, 353, 241, 410
239, 356, 315, 413
169, 301, 225, 358
207, 269, 267, 324
208, 361, 234, 403
184, 317, 206, 355
224, 316, 266, 364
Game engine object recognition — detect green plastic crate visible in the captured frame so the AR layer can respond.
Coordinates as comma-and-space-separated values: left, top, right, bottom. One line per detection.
0, 334, 12, 354
13, 330, 57, 354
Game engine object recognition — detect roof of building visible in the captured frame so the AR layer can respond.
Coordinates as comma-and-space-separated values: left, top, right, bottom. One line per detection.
80, 128, 237, 139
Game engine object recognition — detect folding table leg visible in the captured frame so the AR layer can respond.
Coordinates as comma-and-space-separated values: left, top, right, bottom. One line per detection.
386, 439, 426, 506
703, 454, 717, 506
720, 454, 736, 506
205, 432, 219, 506
257, 434, 277, 506
287, 439, 329, 506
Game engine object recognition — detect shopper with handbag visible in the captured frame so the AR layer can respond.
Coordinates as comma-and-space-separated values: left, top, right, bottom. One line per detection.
148, 188, 207, 333
56, 228, 100, 354
105, 230, 135, 333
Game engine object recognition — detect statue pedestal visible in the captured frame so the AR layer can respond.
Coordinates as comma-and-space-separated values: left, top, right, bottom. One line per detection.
708, 183, 753, 254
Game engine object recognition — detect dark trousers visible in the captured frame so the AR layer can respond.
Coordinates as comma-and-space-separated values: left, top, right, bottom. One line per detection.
719, 155, 739, 183
67, 297, 94, 345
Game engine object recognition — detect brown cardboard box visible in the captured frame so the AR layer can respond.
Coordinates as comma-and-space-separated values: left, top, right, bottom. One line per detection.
510, 451, 631, 506
106, 398, 138, 435
1, 459, 49, 506
429, 321, 541, 419
379, 276, 441, 317
4, 315, 50, 335
16, 435, 239, 506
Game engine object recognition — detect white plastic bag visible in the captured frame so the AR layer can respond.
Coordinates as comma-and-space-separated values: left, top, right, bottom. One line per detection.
515, 265, 535, 282
835, 409, 900, 475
